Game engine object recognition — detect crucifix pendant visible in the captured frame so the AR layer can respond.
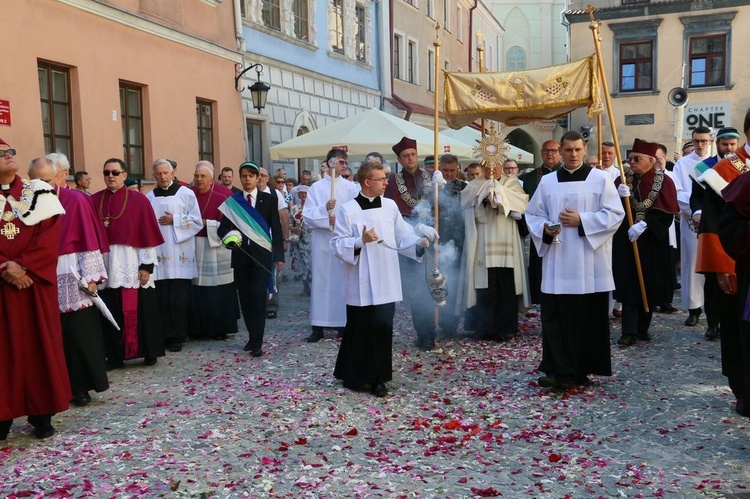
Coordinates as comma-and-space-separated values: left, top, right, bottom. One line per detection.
103, 217, 110, 228
1, 221, 20, 240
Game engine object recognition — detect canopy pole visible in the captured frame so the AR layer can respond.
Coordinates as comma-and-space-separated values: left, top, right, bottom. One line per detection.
433, 25, 442, 328
588, 7, 649, 312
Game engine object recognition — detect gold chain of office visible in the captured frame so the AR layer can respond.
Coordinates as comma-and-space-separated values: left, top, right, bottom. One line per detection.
626, 170, 663, 222
395, 171, 432, 208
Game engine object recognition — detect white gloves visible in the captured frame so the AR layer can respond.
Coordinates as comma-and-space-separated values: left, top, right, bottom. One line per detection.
476, 180, 493, 202
432, 170, 447, 188
509, 210, 522, 220
416, 223, 440, 242
617, 184, 631, 198
627, 220, 647, 242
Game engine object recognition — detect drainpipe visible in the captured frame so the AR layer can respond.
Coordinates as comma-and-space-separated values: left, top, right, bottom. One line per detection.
389, 0, 413, 120
233, 0, 247, 52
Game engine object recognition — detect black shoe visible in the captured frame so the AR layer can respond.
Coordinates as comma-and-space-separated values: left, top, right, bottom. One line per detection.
166, 341, 183, 352
243, 342, 252, 352
282, 275, 289, 282
704, 326, 720, 341
307, 328, 324, 343
371, 383, 388, 398
538, 376, 573, 390
34, 425, 55, 439
685, 308, 701, 327
29, 417, 55, 440
266, 311, 278, 319
736, 399, 749, 417
71, 392, 92, 407
336, 327, 345, 339
293, 275, 302, 282
214, 333, 229, 341
0, 420, 12, 441
572, 375, 591, 387
143, 356, 157, 366
251, 348, 263, 357
637, 331, 652, 341
617, 334, 637, 347
415, 339, 436, 351
659, 303, 678, 314
537, 376, 558, 388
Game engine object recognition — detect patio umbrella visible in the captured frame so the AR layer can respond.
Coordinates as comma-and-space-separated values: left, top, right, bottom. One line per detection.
440, 127, 534, 164
270, 108, 477, 160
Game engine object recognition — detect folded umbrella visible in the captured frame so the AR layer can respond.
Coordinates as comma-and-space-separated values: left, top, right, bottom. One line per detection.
70, 267, 120, 331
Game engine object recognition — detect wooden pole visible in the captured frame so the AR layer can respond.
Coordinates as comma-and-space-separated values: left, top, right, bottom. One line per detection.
477, 30, 486, 139
587, 7, 649, 312
597, 113, 602, 162
433, 25, 441, 328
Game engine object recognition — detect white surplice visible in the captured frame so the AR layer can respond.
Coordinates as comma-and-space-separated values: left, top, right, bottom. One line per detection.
303, 176, 360, 326
330, 197, 422, 307
672, 151, 709, 309
525, 167, 624, 295
146, 186, 203, 280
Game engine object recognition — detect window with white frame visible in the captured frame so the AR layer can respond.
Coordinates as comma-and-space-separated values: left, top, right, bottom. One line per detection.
427, 49, 435, 92
456, 7, 462, 41
394, 34, 403, 79
355, 4, 366, 63
506, 46, 526, 71
407, 40, 417, 84
443, 0, 450, 31
293, 0, 309, 41
330, 0, 344, 54
427, 0, 434, 19
242, 0, 312, 43
262, 0, 281, 30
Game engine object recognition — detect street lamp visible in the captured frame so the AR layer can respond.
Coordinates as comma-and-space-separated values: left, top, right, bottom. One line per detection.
235, 63, 271, 112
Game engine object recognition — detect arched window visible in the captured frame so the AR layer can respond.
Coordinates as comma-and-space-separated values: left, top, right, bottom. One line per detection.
506, 46, 526, 71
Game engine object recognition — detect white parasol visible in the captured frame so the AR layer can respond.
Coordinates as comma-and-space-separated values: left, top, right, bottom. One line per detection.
70, 267, 120, 331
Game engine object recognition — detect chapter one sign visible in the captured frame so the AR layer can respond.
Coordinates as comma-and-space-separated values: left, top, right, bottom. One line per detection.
683, 102, 730, 139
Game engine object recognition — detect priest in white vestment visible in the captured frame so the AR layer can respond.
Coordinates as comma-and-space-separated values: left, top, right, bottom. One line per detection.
459, 162, 529, 341
330, 162, 429, 398
147, 158, 203, 352
303, 149, 360, 342
672, 127, 712, 325
526, 131, 624, 390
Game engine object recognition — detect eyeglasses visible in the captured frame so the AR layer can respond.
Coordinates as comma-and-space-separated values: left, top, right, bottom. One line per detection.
368, 177, 388, 182
103, 170, 124, 176
342, 174, 351, 179
331, 159, 349, 166
541, 149, 559, 154
692, 139, 711, 145
0, 149, 17, 157
628, 156, 645, 164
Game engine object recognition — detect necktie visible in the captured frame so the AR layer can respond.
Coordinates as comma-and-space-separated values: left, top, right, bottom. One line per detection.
247, 193, 253, 207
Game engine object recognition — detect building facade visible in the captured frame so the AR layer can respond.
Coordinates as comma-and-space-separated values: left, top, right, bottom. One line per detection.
237, 0, 383, 176
565, 0, 750, 157
3, 0, 246, 191
485, 0, 569, 163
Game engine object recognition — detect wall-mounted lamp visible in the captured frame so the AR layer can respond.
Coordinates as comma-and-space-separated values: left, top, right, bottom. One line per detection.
235, 63, 271, 112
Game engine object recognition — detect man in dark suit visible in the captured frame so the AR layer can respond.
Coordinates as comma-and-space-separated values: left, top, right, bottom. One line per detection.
217, 161, 285, 357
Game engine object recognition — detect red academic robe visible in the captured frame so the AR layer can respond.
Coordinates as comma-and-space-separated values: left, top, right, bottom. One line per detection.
0, 176, 71, 420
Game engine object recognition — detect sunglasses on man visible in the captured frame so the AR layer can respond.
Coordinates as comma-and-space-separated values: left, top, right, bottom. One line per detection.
0, 149, 17, 157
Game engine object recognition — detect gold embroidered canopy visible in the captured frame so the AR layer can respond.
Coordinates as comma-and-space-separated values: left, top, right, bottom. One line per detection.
443, 55, 603, 128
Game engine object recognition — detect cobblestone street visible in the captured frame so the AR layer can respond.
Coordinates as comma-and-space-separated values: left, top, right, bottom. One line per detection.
2, 280, 749, 498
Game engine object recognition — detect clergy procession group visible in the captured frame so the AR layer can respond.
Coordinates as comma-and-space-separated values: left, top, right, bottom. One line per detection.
3, 110, 750, 442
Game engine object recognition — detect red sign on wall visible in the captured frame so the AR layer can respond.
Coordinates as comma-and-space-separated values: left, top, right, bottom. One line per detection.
331, 145, 348, 152
0, 100, 10, 126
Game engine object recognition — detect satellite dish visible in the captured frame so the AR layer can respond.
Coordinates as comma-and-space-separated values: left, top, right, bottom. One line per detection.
668, 87, 688, 107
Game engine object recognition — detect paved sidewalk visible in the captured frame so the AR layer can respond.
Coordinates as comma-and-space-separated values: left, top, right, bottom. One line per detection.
1, 281, 749, 497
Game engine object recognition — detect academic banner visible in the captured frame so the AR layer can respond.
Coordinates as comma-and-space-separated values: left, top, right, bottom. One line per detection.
444, 55, 602, 128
